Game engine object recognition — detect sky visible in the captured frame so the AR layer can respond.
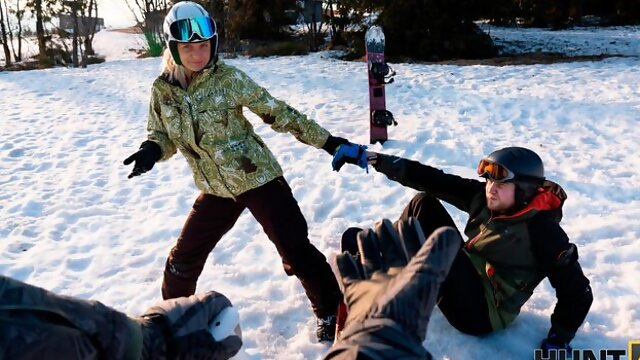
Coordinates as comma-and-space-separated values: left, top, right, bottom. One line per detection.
1, 26, 639, 359
97, 0, 138, 28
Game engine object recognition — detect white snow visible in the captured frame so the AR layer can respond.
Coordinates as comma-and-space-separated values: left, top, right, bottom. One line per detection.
93, 30, 148, 61
0, 29, 147, 63
1, 27, 640, 359
482, 24, 640, 56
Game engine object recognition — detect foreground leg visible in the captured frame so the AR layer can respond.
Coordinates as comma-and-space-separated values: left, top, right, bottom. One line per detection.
241, 178, 341, 341
162, 192, 244, 299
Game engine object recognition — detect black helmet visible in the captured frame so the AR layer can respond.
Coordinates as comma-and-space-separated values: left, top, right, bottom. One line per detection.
481, 147, 544, 183
479, 147, 545, 206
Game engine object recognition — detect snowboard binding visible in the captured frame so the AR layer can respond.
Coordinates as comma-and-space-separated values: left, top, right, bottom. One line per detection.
369, 62, 396, 84
372, 109, 398, 127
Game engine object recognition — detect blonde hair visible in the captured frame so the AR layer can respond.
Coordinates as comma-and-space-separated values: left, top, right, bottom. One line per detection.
161, 49, 188, 90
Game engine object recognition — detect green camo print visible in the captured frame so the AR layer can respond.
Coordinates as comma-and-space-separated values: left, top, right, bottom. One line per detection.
146, 61, 330, 198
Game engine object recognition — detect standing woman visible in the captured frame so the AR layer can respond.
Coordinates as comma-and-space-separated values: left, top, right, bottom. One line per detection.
123, 1, 359, 342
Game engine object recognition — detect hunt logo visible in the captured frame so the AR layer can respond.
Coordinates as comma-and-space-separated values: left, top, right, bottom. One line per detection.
630, 340, 640, 360
533, 341, 640, 360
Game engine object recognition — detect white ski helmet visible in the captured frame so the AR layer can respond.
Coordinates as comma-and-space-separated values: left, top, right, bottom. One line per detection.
163, 1, 218, 66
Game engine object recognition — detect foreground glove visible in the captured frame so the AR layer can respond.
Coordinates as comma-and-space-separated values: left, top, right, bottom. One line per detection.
123, 140, 162, 179
137, 291, 242, 360
324, 219, 460, 359
540, 330, 573, 360
332, 143, 368, 172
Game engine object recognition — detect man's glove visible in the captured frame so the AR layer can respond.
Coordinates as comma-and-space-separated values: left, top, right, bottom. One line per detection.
137, 291, 242, 360
540, 330, 573, 360
331, 143, 368, 172
333, 218, 460, 343
123, 140, 162, 179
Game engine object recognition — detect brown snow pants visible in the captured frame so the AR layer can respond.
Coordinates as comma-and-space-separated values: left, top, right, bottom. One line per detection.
161, 177, 341, 318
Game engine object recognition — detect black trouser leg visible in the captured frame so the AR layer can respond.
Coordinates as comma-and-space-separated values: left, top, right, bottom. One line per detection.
398, 192, 461, 239
399, 192, 493, 335
438, 249, 493, 335
162, 192, 244, 300
240, 177, 341, 318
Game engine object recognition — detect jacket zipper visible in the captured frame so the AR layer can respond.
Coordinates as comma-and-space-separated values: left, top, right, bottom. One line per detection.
466, 218, 492, 250
465, 233, 480, 250
185, 93, 236, 199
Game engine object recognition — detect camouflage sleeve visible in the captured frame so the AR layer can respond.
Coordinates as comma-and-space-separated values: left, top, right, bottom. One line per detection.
231, 67, 330, 148
0, 275, 143, 360
147, 85, 177, 161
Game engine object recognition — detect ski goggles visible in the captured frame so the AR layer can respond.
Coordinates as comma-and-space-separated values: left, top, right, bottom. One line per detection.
169, 16, 217, 42
477, 159, 515, 182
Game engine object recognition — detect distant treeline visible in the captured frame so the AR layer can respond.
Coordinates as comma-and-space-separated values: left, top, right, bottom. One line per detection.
3, 0, 638, 69
199, 0, 640, 60
485, 0, 640, 28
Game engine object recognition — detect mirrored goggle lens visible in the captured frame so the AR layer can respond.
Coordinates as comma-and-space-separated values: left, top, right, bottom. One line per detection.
170, 16, 216, 42
477, 159, 514, 182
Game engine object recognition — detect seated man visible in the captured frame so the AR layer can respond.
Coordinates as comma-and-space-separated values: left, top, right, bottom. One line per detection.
333, 145, 593, 355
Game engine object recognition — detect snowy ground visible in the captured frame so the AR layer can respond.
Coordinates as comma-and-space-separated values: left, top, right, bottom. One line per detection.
482, 24, 640, 56
1, 27, 639, 359
0, 29, 148, 64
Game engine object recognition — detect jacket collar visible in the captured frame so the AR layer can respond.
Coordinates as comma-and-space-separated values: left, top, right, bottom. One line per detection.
158, 63, 220, 88
492, 188, 562, 220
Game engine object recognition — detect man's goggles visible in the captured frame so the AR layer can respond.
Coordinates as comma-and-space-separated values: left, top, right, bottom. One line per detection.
170, 16, 216, 42
477, 159, 515, 182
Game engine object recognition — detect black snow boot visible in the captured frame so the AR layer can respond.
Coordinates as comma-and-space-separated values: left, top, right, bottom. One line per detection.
316, 314, 337, 343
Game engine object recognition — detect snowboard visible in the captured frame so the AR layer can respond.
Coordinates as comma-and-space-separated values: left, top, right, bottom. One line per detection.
365, 25, 396, 144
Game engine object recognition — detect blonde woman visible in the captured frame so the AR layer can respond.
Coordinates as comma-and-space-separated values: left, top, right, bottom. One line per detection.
123, 1, 367, 342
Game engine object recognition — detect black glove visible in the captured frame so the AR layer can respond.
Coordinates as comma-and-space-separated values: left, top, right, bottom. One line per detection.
322, 135, 350, 155
137, 291, 242, 360
333, 218, 460, 344
123, 140, 162, 179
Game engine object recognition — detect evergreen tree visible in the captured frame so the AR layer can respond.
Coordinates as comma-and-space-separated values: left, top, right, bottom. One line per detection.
226, 0, 296, 40
379, 0, 497, 60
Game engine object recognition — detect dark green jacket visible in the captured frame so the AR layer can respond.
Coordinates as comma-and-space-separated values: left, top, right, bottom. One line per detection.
373, 154, 592, 341
463, 188, 562, 329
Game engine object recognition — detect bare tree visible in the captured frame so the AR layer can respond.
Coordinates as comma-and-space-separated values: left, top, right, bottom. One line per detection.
324, 0, 369, 49
300, 0, 325, 51
5, 0, 26, 62
325, 0, 339, 44
0, 0, 11, 66
60, 0, 80, 66
124, 0, 170, 39
78, 0, 97, 56
31, 0, 49, 65
55, 0, 101, 67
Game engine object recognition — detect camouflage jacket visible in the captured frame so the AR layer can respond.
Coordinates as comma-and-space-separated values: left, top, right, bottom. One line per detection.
146, 61, 331, 198
0, 275, 143, 360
